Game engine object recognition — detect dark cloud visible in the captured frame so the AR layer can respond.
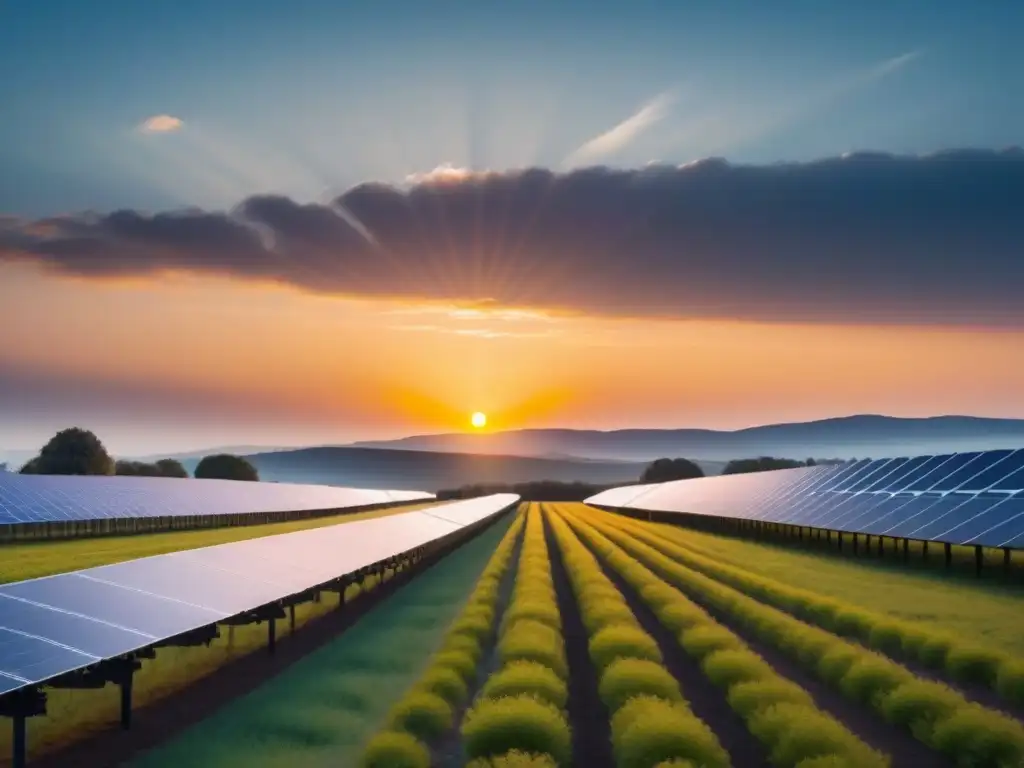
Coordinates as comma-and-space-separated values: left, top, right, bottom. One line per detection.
4, 148, 1024, 326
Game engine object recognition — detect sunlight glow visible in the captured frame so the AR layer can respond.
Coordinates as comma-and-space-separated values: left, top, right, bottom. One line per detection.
471, 411, 487, 429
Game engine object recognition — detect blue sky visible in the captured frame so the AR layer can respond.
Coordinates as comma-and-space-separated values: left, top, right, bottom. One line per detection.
2, 0, 1021, 216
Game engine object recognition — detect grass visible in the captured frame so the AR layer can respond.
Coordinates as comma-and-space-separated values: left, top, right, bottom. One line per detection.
0, 501, 437, 584
121, 514, 513, 768
633, 521, 1024, 657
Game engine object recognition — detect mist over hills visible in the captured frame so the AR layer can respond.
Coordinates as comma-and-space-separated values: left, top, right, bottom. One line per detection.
177, 447, 646, 491
350, 415, 1024, 463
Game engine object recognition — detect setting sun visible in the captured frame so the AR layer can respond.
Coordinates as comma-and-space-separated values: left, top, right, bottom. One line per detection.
471, 411, 487, 429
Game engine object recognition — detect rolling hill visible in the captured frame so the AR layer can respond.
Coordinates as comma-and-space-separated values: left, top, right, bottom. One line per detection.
349, 415, 1024, 463
178, 446, 647, 491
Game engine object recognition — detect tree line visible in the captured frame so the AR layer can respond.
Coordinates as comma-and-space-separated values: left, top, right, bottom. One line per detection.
15, 428, 260, 482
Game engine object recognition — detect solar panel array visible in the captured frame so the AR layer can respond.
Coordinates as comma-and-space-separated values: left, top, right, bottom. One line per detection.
0, 471, 434, 525
586, 448, 1024, 549
0, 493, 518, 696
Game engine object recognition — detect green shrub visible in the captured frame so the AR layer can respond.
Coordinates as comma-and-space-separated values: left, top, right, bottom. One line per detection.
466, 750, 558, 767
610, 695, 729, 768
837, 657, 911, 707
996, 659, 1024, 707
450, 612, 494, 644
828, 608, 874, 640
589, 624, 662, 672
680, 625, 744, 659
434, 648, 478, 683
580, 601, 637, 634
388, 691, 453, 743
499, 620, 567, 679
640, 582, 682, 609
866, 622, 905, 656
361, 730, 430, 768
503, 600, 562, 632
726, 679, 814, 720
416, 666, 469, 706
700, 649, 773, 689
462, 695, 572, 767
481, 661, 569, 709
748, 704, 888, 767
877, 679, 961, 743
599, 658, 682, 713
945, 645, 1003, 687
654, 602, 707, 634
816, 646, 861, 685
441, 632, 483, 665
918, 634, 954, 669
929, 704, 1024, 766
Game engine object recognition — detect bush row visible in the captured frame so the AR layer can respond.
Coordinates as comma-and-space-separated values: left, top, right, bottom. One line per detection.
574, 507, 1024, 768
558, 507, 889, 767
460, 505, 573, 766
604, 511, 1024, 707
546, 505, 730, 768
361, 511, 526, 768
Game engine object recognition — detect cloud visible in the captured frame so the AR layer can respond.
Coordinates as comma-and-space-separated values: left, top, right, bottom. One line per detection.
3, 148, 1024, 327
564, 92, 675, 167
139, 115, 184, 133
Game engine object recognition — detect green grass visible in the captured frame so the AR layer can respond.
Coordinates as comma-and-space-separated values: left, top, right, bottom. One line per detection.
0, 501, 436, 584
628, 520, 1024, 657
125, 515, 513, 768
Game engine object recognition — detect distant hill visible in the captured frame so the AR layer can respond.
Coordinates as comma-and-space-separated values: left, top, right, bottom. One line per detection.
349, 415, 1024, 463
178, 446, 647, 491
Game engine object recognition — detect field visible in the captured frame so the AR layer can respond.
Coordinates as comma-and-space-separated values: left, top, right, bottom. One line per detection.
5, 501, 1024, 768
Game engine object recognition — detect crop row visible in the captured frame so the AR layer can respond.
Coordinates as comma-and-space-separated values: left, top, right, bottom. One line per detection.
361, 511, 526, 768
545, 504, 730, 768
575, 507, 1024, 768
458, 504, 572, 766
604, 511, 1024, 706
558, 504, 890, 767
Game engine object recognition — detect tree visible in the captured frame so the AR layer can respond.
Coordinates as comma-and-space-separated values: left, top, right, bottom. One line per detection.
194, 453, 259, 481
155, 458, 189, 478
640, 457, 705, 484
21, 427, 114, 476
722, 456, 804, 475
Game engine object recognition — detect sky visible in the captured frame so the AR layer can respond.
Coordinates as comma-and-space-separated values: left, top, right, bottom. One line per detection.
2, 0, 1024, 456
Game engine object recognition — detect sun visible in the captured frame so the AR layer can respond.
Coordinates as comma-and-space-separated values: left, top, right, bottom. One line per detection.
471, 411, 487, 429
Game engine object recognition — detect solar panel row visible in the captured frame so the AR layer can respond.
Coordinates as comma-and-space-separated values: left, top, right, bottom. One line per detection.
0, 493, 519, 697
0, 472, 434, 525
586, 448, 1024, 549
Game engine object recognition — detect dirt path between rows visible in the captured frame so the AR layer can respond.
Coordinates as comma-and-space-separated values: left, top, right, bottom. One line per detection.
542, 511, 616, 768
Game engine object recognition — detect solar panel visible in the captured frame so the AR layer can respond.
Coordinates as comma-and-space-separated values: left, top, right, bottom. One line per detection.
0, 493, 518, 695
0, 472, 434, 526
585, 448, 1024, 550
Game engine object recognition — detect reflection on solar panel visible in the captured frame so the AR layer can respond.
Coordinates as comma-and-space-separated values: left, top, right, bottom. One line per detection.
586, 448, 1024, 549
0, 472, 434, 525
0, 493, 517, 696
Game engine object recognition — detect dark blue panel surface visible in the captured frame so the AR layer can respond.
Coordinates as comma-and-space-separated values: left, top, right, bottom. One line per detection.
0, 596, 153, 658
0, 629, 97, 682
830, 460, 889, 492
862, 457, 924, 492
882, 495, 950, 537
904, 454, 974, 492
931, 451, 1012, 491
830, 496, 891, 531
0, 671, 24, 695
845, 459, 908, 493
963, 450, 1024, 490
907, 494, 1005, 540
992, 464, 1024, 492
1, 575, 223, 639
941, 496, 1024, 544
